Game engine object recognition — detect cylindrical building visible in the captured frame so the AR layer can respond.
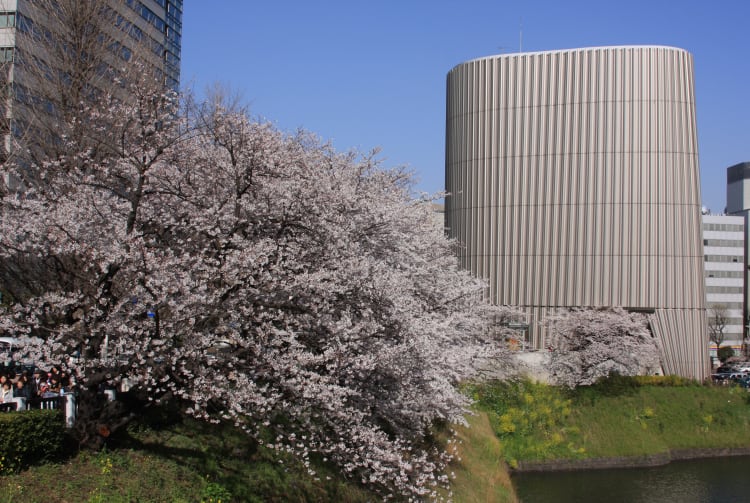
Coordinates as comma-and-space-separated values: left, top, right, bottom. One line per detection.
445, 46, 708, 379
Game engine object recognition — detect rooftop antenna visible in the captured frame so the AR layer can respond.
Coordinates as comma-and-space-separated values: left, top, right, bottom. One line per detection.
519, 17, 523, 52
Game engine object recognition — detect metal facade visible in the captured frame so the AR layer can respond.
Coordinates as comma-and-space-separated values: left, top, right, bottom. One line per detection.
445, 46, 708, 379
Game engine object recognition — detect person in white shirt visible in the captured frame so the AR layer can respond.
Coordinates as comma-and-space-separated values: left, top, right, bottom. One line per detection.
0, 381, 13, 403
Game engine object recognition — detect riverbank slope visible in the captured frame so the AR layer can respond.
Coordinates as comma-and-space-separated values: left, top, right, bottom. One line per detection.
470, 377, 750, 475
2, 378, 747, 501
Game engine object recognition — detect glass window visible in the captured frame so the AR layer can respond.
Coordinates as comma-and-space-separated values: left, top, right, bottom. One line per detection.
0, 12, 15, 28
0, 47, 14, 62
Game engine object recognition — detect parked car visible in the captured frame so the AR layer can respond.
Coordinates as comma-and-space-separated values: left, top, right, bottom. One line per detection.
0, 336, 42, 370
0, 336, 19, 366
737, 376, 750, 389
733, 362, 750, 373
715, 365, 739, 374
712, 368, 745, 383
0, 336, 13, 349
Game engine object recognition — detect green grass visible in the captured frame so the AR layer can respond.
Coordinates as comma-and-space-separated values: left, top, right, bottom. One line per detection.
467, 379, 586, 465
4, 378, 749, 501
471, 377, 750, 465
444, 412, 518, 503
571, 384, 750, 457
0, 414, 373, 503
0, 407, 521, 503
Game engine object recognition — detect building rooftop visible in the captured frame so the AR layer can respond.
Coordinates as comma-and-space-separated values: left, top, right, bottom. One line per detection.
453, 45, 690, 69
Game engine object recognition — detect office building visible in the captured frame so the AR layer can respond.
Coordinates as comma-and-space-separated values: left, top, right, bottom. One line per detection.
0, 0, 182, 89
727, 162, 750, 216
726, 161, 750, 356
0, 0, 181, 186
702, 213, 745, 359
445, 46, 708, 379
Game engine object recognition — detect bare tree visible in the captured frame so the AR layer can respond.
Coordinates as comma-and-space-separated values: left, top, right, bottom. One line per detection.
7, 0, 165, 173
0, 59, 13, 178
708, 304, 729, 349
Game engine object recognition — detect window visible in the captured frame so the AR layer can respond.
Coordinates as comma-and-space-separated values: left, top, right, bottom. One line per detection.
0, 47, 14, 62
705, 285, 744, 294
0, 12, 15, 28
702, 238, 744, 247
164, 50, 179, 67
143, 6, 165, 32
705, 223, 744, 233
704, 255, 744, 263
167, 2, 183, 22
704, 270, 744, 279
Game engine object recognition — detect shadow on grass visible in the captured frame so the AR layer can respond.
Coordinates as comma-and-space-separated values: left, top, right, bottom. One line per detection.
100, 403, 371, 503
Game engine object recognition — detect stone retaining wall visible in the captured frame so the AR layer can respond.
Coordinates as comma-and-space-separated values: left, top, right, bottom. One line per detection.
515, 447, 750, 473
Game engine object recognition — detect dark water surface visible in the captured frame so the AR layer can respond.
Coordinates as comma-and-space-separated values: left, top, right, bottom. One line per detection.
513, 456, 750, 503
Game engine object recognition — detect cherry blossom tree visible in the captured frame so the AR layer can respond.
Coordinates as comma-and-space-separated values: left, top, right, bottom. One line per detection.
0, 86, 516, 498
544, 308, 661, 388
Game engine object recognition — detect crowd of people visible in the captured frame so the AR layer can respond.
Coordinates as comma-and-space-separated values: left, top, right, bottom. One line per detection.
0, 366, 75, 407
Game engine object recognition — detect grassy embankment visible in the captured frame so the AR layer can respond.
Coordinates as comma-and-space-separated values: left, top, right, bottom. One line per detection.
443, 412, 518, 503
0, 410, 374, 503
2, 377, 748, 502
469, 376, 750, 469
0, 407, 511, 503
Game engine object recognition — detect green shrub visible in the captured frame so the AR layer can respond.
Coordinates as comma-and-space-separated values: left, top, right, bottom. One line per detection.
633, 375, 697, 387
590, 372, 640, 396
201, 480, 232, 503
717, 346, 735, 362
0, 410, 66, 473
469, 379, 585, 462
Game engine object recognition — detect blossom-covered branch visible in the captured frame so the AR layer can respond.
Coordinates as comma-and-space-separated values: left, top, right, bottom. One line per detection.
545, 307, 662, 388
0, 84, 516, 498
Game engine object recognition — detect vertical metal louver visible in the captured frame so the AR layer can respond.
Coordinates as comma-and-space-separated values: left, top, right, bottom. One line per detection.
445, 46, 708, 379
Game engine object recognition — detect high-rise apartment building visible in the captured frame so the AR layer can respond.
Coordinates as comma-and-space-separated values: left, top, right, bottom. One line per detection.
0, 0, 182, 89
0, 0, 181, 185
702, 214, 745, 359
445, 46, 708, 379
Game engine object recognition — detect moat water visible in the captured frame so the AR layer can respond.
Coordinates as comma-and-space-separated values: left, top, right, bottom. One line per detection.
513, 455, 750, 503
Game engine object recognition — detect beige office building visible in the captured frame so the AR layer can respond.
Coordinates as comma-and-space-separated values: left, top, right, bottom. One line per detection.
702, 213, 745, 359
445, 46, 708, 379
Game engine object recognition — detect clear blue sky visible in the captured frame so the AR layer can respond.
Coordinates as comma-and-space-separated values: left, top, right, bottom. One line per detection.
181, 0, 749, 213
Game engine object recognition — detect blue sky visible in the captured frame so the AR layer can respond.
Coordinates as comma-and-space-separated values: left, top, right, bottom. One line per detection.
181, 0, 749, 213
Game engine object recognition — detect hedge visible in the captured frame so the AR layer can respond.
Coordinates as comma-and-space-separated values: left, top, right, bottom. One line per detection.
0, 409, 66, 473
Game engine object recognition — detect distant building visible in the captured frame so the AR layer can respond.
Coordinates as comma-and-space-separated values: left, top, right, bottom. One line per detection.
445, 46, 708, 379
0, 0, 183, 90
726, 161, 750, 356
431, 202, 445, 231
0, 0, 182, 186
702, 214, 745, 359
727, 162, 750, 216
